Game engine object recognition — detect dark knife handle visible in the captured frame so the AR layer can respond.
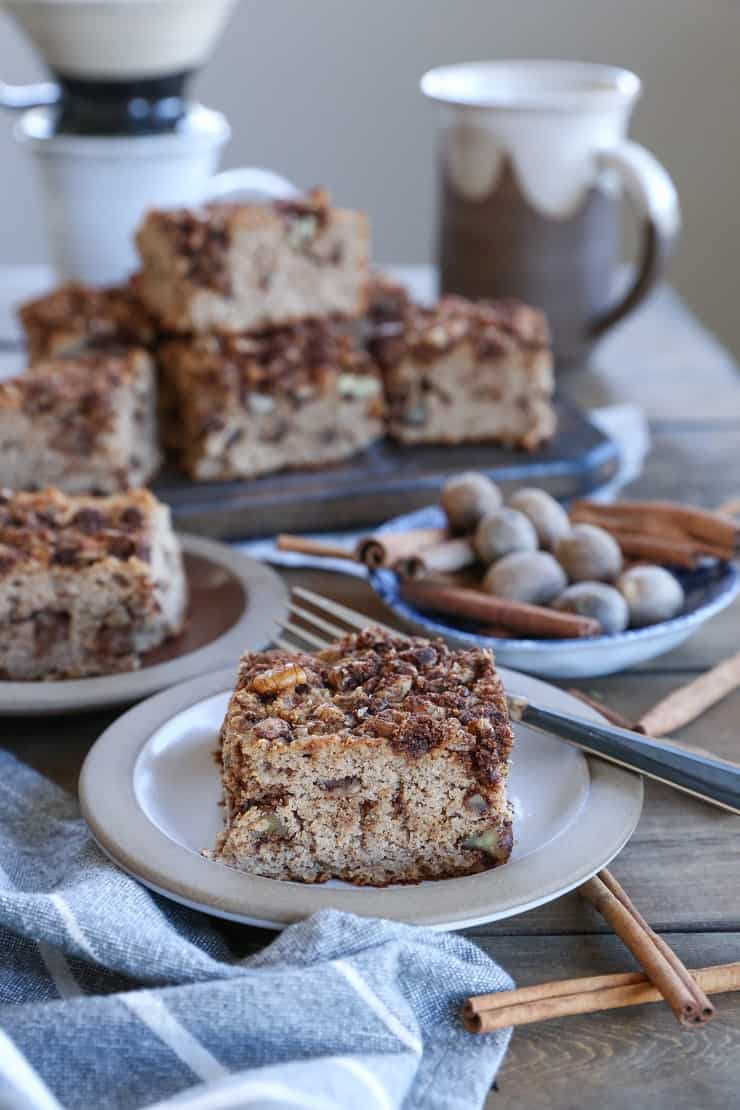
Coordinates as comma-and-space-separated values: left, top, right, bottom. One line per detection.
521, 702, 740, 814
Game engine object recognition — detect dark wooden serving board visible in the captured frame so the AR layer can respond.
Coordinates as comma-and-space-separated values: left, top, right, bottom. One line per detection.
154, 395, 618, 539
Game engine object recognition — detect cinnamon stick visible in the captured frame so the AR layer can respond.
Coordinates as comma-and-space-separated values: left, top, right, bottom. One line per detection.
598, 870, 714, 1020
569, 514, 733, 565
602, 530, 729, 568
463, 963, 740, 1033
277, 534, 356, 561
356, 528, 447, 569
394, 538, 476, 579
566, 689, 636, 731
465, 967, 648, 1019
479, 624, 522, 639
570, 500, 738, 552
579, 874, 705, 1026
637, 649, 740, 737
399, 579, 600, 639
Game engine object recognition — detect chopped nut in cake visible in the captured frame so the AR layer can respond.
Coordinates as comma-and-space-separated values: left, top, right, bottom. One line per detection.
212, 626, 514, 886
371, 295, 556, 450
0, 350, 161, 494
0, 488, 187, 679
18, 281, 156, 363
365, 272, 414, 329
158, 319, 385, 481
135, 188, 370, 334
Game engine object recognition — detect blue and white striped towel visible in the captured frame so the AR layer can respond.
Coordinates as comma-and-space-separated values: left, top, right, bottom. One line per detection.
0, 751, 513, 1109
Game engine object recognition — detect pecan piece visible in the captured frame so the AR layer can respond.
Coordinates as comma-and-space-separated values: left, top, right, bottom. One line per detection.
252, 663, 308, 695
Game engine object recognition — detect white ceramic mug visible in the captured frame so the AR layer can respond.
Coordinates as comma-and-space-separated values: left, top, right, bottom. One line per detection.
16, 103, 300, 286
421, 59, 682, 364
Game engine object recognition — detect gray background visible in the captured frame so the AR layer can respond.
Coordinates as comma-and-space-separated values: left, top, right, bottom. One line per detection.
1, 0, 739, 355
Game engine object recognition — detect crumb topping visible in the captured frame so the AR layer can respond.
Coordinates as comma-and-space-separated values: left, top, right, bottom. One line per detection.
0, 488, 158, 574
227, 626, 513, 781
273, 186, 332, 229
371, 294, 551, 369
145, 187, 336, 296
159, 320, 381, 433
153, 204, 238, 296
19, 282, 155, 353
365, 273, 413, 329
0, 351, 150, 457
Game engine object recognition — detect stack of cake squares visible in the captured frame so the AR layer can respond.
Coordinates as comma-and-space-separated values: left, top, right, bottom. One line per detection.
11, 186, 556, 494
0, 188, 557, 681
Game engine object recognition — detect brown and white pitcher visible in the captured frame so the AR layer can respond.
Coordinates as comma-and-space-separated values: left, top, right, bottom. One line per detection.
421, 60, 681, 365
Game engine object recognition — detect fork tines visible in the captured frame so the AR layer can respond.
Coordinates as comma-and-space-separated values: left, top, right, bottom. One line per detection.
275, 586, 384, 654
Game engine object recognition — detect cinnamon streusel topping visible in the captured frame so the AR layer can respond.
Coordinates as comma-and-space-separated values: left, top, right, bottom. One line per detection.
226, 626, 513, 785
0, 489, 158, 574
0, 351, 150, 457
160, 319, 382, 437
19, 282, 155, 352
372, 295, 551, 369
147, 188, 336, 297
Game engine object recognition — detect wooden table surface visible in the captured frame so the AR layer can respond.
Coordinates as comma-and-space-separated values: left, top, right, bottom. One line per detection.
3, 270, 740, 1109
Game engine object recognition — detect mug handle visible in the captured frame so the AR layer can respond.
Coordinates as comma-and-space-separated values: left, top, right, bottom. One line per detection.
204, 167, 300, 204
0, 80, 59, 111
590, 141, 681, 338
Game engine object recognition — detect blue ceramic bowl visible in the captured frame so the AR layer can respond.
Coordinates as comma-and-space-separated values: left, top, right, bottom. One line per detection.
369, 507, 739, 678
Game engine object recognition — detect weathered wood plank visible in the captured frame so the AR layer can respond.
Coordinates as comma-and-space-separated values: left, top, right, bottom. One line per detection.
481, 932, 740, 1110
626, 425, 740, 505
633, 595, 740, 673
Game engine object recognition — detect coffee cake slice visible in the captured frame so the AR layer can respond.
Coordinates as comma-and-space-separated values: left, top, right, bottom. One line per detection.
19, 281, 156, 363
0, 350, 160, 494
135, 188, 370, 334
212, 626, 514, 886
0, 488, 186, 679
372, 295, 556, 450
158, 319, 385, 481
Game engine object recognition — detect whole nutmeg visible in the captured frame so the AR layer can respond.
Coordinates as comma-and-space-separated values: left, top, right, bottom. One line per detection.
482, 550, 567, 605
440, 472, 502, 534
508, 488, 571, 551
474, 508, 538, 564
555, 523, 623, 582
553, 582, 629, 636
617, 565, 685, 628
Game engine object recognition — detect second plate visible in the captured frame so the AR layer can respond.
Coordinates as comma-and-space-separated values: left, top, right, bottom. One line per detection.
0, 535, 289, 715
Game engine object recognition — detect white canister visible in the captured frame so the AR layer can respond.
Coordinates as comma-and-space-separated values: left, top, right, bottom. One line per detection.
15, 103, 299, 286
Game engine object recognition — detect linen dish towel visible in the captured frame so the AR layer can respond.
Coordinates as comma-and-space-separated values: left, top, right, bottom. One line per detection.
0, 751, 513, 1110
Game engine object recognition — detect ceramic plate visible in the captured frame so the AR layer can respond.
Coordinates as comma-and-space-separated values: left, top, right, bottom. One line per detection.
369, 507, 740, 679
79, 666, 643, 930
0, 535, 289, 715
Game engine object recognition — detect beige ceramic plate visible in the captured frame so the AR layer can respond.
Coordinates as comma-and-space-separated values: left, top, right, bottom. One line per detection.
0, 535, 289, 715
79, 666, 644, 930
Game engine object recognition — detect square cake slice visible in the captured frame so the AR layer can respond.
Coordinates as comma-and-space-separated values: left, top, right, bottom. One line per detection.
158, 319, 385, 481
372, 295, 556, 450
18, 281, 156, 363
0, 350, 161, 493
135, 188, 370, 333
0, 488, 187, 679
212, 626, 514, 886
